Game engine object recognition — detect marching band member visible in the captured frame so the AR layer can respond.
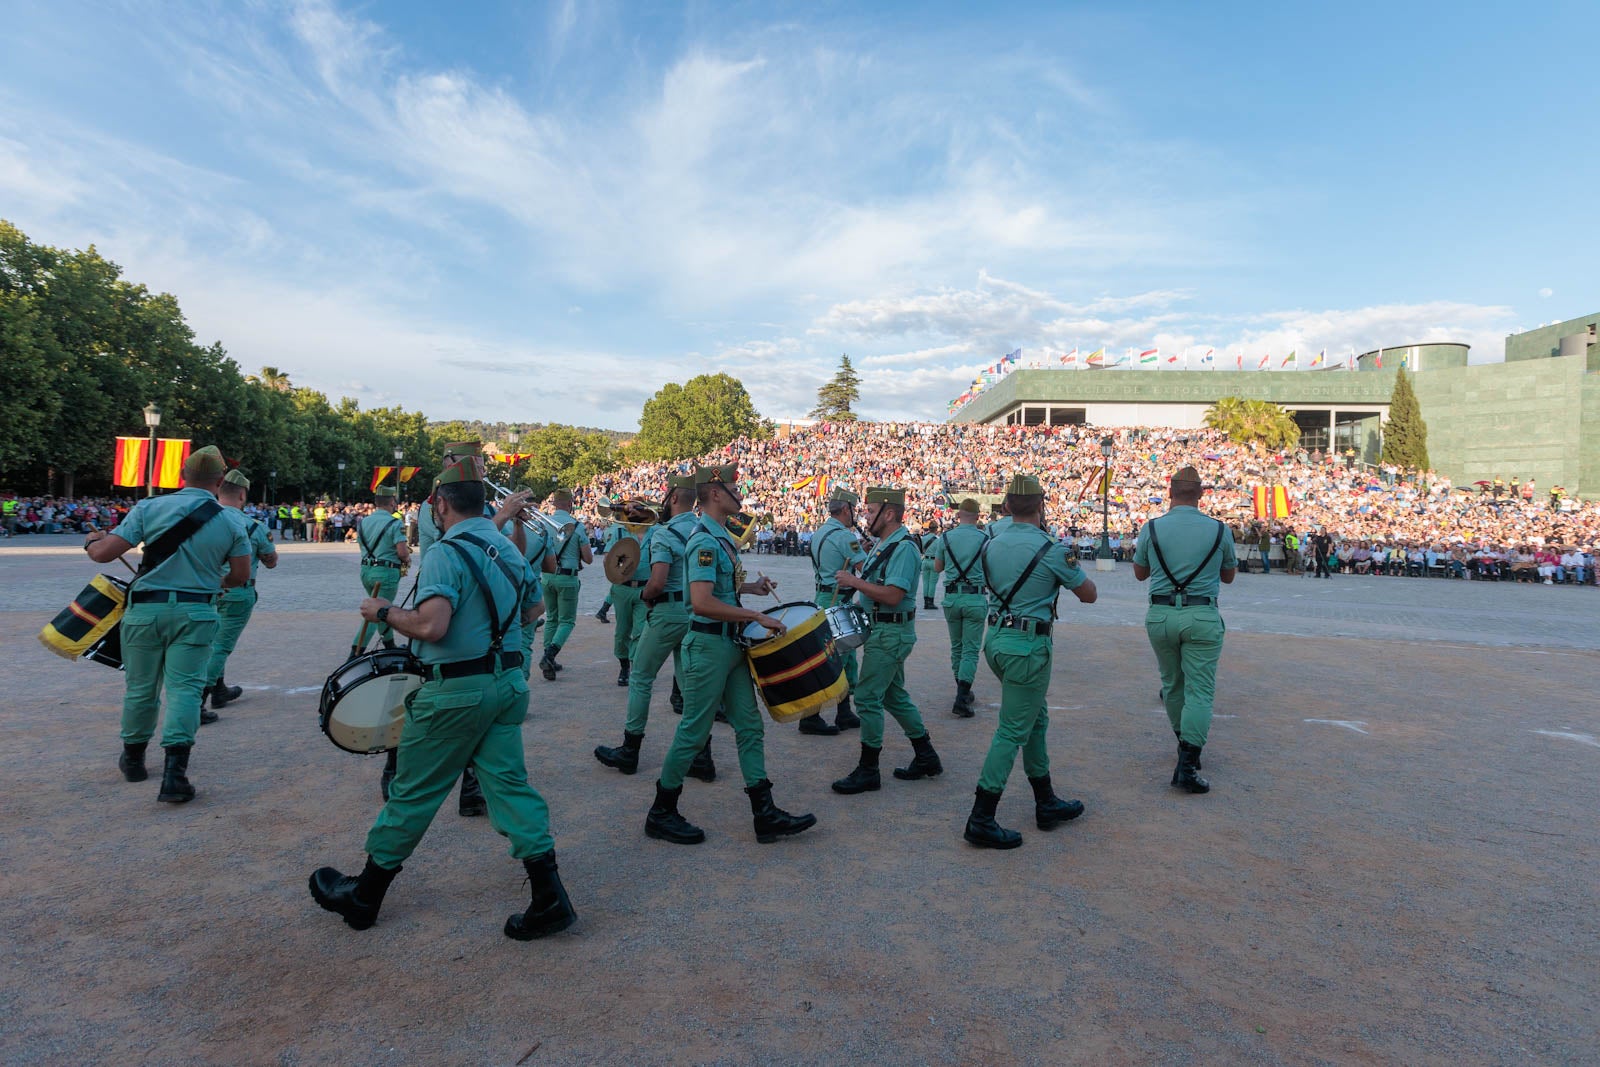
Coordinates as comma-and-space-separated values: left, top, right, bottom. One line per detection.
932, 498, 987, 718
800, 487, 867, 735
203, 469, 278, 720
605, 503, 653, 687
539, 488, 591, 681
350, 485, 409, 658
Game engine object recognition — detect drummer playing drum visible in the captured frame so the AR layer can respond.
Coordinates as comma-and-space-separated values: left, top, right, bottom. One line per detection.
642, 463, 818, 847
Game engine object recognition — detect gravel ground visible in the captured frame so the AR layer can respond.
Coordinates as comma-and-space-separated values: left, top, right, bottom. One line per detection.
1, 539, 1596, 1065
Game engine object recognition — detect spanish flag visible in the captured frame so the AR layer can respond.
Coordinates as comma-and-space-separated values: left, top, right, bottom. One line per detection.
370, 466, 395, 492
113, 437, 149, 487
814, 475, 830, 499
152, 439, 190, 489
1252, 486, 1292, 519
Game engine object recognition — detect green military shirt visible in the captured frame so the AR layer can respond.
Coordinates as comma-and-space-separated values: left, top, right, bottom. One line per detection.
935, 523, 989, 588
412, 516, 537, 666
811, 516, 867, 588
650, 511, 700, 594
628, 526, 653, 582
860, 526, 922, 605
112, 487, 250, 595
1133, 505, 1238, 600
502, 517, 548, 570
685, 517, 741, 624
224, 511, 276, 581
417, 502, 440, 558
546, 510, 587, 572
983, 522, 1086, 622
357, 511, 406, 565
986, 516, 1013, 538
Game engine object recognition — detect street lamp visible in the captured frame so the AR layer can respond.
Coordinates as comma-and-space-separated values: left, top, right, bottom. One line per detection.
337, 460, 346, 503
1096, 434, 1115, 571
393, 447, 404, 501
507, 430, 521, 490
142, 403, 162, 498
269, 470, 277, 507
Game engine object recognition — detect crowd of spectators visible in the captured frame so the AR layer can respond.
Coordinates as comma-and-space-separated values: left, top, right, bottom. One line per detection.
1, 495, 134, 536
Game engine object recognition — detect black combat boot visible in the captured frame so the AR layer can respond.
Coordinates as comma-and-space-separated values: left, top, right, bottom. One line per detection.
505, 851, 578, 941
458, 765, 487, 817
798, 712, 840, 736
119, 741, 149, 782
834, 695, 860, 730
964, 787, 1023, 849
309, 856, 401, 930
594, 731, 643, 774
687, 740, 716, 782
669, 678, 684, 715
951, 681, 974, 718
1172, 741, 1210, 794
1173, 729, 1201, 770
595, 602, 611, 623
893, 734, 943, 780
198, 684, 218, 724
831, 743, 882, 794
540, 646, 560, 681
1029, 774, 1085, 830
380, 748, 397, 801
923, 594, 935, 610
616, 659, 630, 687
745, 779, 817, 843
211, 675, 242, 708
645, 782, 705, 844
157, 745, 195, 803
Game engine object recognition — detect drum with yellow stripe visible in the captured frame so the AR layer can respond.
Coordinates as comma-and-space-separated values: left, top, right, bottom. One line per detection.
40, 575, 128, 663
740, 601, 848, 723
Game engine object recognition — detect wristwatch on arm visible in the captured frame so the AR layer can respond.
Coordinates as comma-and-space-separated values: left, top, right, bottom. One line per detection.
377, 606, 391, 625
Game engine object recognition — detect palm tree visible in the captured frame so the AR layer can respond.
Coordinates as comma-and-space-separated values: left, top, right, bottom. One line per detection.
1204, 397, 1300, 449
248, 366, 292, 392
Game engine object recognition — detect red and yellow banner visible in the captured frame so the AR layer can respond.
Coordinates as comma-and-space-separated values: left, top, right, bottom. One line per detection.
1252, 485, 1291, 519
370, 466, 422, 491
152, 439, 190, 489
113, 437, 150, 487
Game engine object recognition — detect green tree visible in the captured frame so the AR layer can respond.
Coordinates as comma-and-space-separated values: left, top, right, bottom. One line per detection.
809, 354, 861, 421
631, 373, 766, 462
1381, 368, 1430, 470
1203, 396, 1301, 450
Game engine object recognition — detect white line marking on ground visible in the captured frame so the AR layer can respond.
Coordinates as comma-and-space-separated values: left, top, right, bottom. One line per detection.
1532, 729, 1600, 748
1305, 719, 1370, 735
245, 685, 322, 694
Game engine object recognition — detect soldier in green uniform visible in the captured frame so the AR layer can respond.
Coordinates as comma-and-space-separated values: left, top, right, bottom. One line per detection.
801, 487, 868, 735
417, 441, 487, 562
603, 505, 653, 687
497, 493, 547, 680
830, 485, 944, 795
202, 470, 278, 720
539, 489, 591, 680
310, 458, 577, 941
350, 486, 411, 658
933, 498, 988, 717
86, 445, 250, 803
962, 474, 1098, 849
920, 523, 940, 610
643, 464, 816, 846
593, 501, 615, 623
595, 473, 704, 776
1132, 465, 1237, 795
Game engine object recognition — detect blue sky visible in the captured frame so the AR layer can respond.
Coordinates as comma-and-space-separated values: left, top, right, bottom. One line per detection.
3, 1, 1595, 426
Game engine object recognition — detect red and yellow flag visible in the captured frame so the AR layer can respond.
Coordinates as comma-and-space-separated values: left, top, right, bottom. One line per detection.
152, 439, 190, 489
370, 466, 395, 492
1252, 486, 1292, 519
113, 437, 149, 487
399, 466, 421, 483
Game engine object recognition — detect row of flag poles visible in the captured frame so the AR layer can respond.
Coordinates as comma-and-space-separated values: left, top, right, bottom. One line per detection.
112, 437, 191, 489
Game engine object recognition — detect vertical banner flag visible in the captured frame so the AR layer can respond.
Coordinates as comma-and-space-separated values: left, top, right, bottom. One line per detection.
1235, 353, 1243, 370
113, 437, 150, 488
400, 466, 421, 483
1375, 351, 1383, 369
152, 439, 191, 489
370, 466, 394, 492
1252, 486, 1292, 519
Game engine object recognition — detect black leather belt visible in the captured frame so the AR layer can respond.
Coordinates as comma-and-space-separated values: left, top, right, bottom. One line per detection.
1149, 594, 1214, 607
656, 591, 685, 602
872, 610, 915, 624
815, 584, 837, 593
130, 590, 215, 604
428, 652, 523, 681
620, 579, 647, 588
362, 559, 402, 569
556, 567, 579, 576
690, 620, 742, 638
988, 615, 1052, 636
945, 582, 982, 594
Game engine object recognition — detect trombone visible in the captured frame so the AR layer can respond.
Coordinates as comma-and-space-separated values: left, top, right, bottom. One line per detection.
486, 479, 573, 544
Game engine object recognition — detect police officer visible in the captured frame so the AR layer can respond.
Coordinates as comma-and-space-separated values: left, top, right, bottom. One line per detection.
830, 486, 943, 795
1132, 465, 1237, 796
86, 445, 250, 802
963, 474, 1097, 849
351, 486, 411, 658
802, 487, 868, 734
920, 522, 940, 611
933, 497, 987, 717
643, 464, 815, 846
595, 473, 701, 776
275, 502, 291, 540
310, 457, 577, 941
604, 503, 653, 687
539, 489, 591, 680
203, 469, 278, 720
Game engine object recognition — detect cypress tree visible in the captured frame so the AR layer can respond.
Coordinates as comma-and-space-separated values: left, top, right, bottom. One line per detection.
1381, 369, 1430, 470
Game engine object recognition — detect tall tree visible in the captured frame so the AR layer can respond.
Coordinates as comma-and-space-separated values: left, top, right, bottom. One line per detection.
632, 373, 766, 462
1381, 369, 1430, 470
810, 354, 862, 421
1203, 397, 1301, 450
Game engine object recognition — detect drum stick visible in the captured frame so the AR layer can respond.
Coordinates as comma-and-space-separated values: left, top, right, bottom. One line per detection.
351, 581, 383, 654
115, 555, 138, 576
756, 572, 780, 604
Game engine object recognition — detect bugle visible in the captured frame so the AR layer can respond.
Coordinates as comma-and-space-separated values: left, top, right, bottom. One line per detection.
486, 479, 573, 544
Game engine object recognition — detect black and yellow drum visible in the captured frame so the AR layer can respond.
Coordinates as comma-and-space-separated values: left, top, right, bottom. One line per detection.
740, 601, 848, 723
40, 574, 128, 668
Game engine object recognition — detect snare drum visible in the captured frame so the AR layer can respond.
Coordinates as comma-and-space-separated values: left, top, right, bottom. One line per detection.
741, 601, 849, 723
318, 648, 426, 754
822, 602, 870, 651
39, 574, 128, 667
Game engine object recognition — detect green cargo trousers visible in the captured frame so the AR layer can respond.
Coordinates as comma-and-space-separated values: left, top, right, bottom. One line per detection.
658, 631, 767, 791
977, 628, 1053, 792
815, 585, 859, 693
365, 669, 552, 868
356, 564, 401, 647
625, 602, 690, 735
204, 586, 258, 684
610, 584, 646, 662
516, 585, 542, 680
1145, 604, 1225, 747
942, 592, 987, 684
120, 599, 219, 749
543, 573, 580, 651
854, 620, 927, 750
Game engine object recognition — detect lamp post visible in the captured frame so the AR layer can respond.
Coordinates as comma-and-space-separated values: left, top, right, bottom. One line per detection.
506, 430, 520, 490
142, 403, 162, 498
393, 447, 404, 502
1096, 434, 1115, 572
337, 459, 347, 503
269, 470, 277, 507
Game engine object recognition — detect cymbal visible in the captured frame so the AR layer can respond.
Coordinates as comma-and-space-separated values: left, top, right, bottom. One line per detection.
603, 539, 640, 585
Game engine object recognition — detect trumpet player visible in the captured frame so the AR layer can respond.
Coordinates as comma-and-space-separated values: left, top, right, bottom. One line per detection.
603, 499, 654, 687
538, 488, 591, 681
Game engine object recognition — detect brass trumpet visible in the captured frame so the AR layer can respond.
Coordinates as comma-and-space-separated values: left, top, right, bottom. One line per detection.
486, 479, 572, 544
612, 497, 660, 536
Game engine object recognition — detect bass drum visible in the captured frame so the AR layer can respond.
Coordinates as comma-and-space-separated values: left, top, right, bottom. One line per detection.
740, 601, 849, 723
318, 648, 425, 754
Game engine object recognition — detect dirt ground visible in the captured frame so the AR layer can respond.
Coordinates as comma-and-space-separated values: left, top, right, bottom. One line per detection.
1, 544, 1597, 1065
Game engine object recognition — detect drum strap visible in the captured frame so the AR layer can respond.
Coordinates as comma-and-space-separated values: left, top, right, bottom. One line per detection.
810, 527, 844, 584
947, 529, 984, 584
982, 539, 1053, 619
358, 515, 399, 561
1147, 519, 1225, 596
440, 533, 525, 654
862, 534, 914, 586
133, 499, 224, 590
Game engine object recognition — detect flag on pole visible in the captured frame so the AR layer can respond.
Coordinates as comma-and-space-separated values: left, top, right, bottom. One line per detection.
1252, 486, 1292, 519
1201, 348, 1215, 367
1310, 349, 1325, 368
152, 439, 191, 489
1085, 348, 1106, 368
1005, 348, 1021, 364
113, 437, 150, 488
1061, 347, 1079, 365
1281, 350, 1297, 369
1165, 352, 1180, 365
814, 474, 830, 499
1375, 351, 1383, 369
1257, 354, 1271, 370
1139, 347, 1159, 365
1235, 353, 1243, 370
370, 466, 395, 492
400, 466, 421, 483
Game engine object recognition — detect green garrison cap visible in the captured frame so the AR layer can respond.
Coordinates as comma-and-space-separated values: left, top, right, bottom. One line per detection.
183, 445, 227, 480
1005, 473, 1043, 496
958, 497, 980, 514
374, 484, 396, 500
827, 486, 860, 506
695, 463, 738, 486
668, 472, 696, 491
1171, 465, 1204, 489
436, 458, 482, 486
865, 485, 905, 506
222, 469, 250, 490
440, 440, 483, 459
